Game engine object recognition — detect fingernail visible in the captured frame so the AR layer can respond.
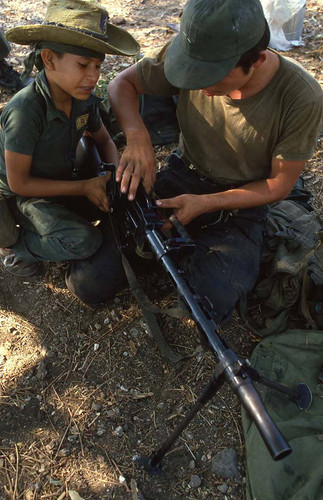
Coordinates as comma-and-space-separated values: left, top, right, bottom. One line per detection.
129, 194, 134, 201
156, 200, 162, 206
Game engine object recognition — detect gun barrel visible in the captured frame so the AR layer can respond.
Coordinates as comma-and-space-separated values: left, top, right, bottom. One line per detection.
146, 227, 291, 460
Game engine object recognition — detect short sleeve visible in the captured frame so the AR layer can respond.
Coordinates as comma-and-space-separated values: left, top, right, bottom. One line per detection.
273, 88, 323, 162
1, 105, 42, 156
136, 39, 179, 97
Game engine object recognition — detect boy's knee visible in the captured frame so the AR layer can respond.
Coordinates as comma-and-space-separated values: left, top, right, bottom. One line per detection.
66, 225, 102, 259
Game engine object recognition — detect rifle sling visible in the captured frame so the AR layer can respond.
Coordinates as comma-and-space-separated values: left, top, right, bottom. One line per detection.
120, 252, 185, 364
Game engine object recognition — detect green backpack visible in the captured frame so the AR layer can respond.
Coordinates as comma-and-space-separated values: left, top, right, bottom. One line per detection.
242, 329, 323, 500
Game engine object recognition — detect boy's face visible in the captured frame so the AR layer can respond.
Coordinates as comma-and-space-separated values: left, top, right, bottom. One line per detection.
48, 52, 104, 100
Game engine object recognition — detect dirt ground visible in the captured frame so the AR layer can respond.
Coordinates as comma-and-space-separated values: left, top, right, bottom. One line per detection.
0, 0, 322, 499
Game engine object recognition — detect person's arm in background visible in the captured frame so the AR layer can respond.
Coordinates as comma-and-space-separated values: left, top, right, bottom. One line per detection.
107, 64, 156, 200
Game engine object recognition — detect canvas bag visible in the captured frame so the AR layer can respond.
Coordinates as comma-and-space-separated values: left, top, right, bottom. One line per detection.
241, 329, 323, 500
240, 198, 322, 335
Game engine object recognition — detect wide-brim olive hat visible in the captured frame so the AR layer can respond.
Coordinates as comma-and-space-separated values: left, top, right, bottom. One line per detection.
165, 0, 266, 89
5, 0, 139, 56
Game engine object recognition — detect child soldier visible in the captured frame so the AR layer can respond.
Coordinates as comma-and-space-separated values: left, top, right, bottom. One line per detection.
0, 0, 139, 280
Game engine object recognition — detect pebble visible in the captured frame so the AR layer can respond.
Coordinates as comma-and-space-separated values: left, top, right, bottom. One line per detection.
189, 460, 196, 469
34, 318, 42, 327
217, 483, 229, 494
113, 426, 124, 437
211, 448, 240, 479
113, 16, 126, 25
129, 327, 140, 338
189, 474, 202, 488
106, 407, 120, 419
97, 428, 106, 436
91, 402, 102, 412
58, 448, 70, 457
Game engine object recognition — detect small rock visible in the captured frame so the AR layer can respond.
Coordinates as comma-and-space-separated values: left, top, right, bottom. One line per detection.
97, 428, 106, 436
103, 317, 110, 325
189, 474, 202, 488
113, 426, 124, 437
157, 402, 164, 409
189, 460, 196, 469
106, 407, 120, 419
114, 297, 121, 304
58, 448, 70, 457
113, 16, 126, 25
35, 318, 42, 327
94, 323, 101, 330
129, 327, 140, 338
211, 448, 240, 479
217, 483, 229, 494
36, 360, 48, 380
91, 402, 102, 412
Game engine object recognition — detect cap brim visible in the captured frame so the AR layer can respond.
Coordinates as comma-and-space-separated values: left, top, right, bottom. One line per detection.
6, 24, 140, 56
165, 34, 241, 90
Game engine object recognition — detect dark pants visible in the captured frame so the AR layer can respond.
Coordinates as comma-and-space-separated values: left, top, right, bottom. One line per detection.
67, 153, 267, 324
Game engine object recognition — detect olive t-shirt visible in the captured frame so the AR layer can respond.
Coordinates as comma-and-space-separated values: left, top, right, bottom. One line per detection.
137, 43, 323, 184
0, 70, 102, 196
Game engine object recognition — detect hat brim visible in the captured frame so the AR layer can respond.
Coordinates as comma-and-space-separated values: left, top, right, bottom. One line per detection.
165, 34, 241, 90
5, 23, 139, 56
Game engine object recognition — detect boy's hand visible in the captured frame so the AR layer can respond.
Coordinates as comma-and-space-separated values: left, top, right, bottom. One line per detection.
83, 174, 111, 212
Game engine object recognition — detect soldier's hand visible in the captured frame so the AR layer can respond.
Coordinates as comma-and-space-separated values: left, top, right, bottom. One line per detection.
116, 135, 156, 200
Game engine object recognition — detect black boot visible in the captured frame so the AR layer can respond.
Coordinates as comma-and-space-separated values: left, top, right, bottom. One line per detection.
0, 59, 24, 90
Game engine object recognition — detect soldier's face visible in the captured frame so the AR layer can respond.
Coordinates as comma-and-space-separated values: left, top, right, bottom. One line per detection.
201, 65, 254, 97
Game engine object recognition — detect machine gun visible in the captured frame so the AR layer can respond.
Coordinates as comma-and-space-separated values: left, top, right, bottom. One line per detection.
75, 135, 312, 474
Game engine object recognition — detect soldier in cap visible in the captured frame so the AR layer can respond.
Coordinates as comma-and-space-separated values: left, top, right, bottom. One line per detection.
102, 0, 322, 322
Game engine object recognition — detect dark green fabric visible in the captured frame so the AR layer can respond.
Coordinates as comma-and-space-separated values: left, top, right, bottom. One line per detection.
0, 29, 11, 60
0, 70, 102, 196
242, 329, 323, 500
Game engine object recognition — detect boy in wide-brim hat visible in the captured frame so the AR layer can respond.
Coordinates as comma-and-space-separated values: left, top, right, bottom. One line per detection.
0, 0, 139, 285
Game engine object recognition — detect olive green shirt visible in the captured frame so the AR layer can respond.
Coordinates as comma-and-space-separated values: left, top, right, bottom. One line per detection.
137, 43, 323, 184
0, 70, 102, 196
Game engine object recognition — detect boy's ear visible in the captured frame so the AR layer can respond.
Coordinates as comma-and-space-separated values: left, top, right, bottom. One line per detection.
41, 48, 55, 70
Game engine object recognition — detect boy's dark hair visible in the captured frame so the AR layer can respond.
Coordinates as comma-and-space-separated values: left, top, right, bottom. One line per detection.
236, 19, 270, 74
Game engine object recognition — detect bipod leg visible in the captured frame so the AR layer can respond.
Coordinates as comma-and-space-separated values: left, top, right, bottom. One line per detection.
137, 364, 226, 475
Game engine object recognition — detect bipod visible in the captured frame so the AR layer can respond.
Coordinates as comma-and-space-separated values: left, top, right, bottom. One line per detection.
137, 357, 312, 475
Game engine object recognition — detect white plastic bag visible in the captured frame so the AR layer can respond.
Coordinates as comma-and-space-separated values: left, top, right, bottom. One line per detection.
260, 0, 306, 50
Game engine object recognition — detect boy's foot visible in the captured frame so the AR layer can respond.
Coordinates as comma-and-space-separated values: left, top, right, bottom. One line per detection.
0, 59, 31, 90
1, 250, 40, 277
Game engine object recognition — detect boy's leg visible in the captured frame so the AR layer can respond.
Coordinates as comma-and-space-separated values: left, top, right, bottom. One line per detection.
10, 196, 102, 262
65, 218, 128, 305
